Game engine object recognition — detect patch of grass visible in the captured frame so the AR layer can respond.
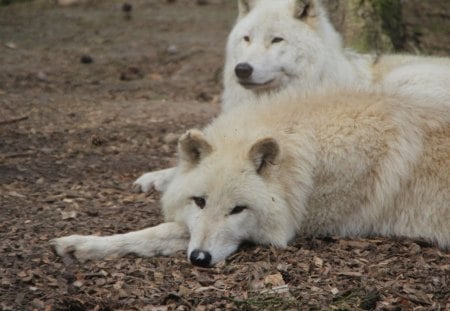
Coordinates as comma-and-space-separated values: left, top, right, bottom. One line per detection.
331, 288, 380, 311
229, 287, 381, 310
230, 292, 302, 311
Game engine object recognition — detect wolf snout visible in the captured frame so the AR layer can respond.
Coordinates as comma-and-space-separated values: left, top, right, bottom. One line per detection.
189, 249, 212, 267
235, 62, 253, 79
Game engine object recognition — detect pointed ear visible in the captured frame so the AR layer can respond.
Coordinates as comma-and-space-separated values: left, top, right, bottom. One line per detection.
178, 130, 212, 167
238, 0, 259, 18
294, 0, 317, 19
248, 137, 280, 175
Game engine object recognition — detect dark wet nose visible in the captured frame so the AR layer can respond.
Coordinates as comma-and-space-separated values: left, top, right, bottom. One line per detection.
189, 249, 212, 267
235, 62, 253, 79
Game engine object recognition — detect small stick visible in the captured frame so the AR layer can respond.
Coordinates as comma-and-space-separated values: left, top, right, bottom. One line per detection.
0, 151, 34, 159
0, 115, 28, 126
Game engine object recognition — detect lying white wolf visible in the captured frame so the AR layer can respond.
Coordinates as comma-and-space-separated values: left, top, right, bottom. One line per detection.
133, 0, 450, 193
52, 90, 450, 266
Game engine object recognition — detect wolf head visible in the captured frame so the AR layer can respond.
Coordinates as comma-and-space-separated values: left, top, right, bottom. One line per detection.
161, 129, 300, 267
222, 0, 343, 111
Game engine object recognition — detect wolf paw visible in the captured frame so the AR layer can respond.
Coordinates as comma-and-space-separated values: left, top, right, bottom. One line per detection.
132, 169, 174, 193
132, 172, 158, 193
50, 235, 110, 262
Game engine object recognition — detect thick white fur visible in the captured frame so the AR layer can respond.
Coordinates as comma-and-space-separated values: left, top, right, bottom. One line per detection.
378, 56, 450, 105
51, 222, 189, 262
221, 0, 373, 111
52, 90, 450, 265
133, 0, 450, 193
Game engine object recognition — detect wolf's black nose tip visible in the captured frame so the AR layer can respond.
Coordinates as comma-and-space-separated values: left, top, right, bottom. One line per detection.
190, 249, 212, 267
235, 62, 253, 79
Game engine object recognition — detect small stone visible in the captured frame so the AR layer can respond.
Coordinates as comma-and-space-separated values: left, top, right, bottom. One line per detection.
37, 71, 48, 81
80, 55, 93, 64
166, 44, 178, 55
61, 210, 77, 220
122, 3, 132, 12
5, 42, 17, 49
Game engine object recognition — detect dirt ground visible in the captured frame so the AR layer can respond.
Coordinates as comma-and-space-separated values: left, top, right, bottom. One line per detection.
0, 1, 449, 310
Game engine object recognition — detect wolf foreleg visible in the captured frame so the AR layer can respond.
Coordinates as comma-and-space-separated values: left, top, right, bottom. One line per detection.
50, 222, 189, 262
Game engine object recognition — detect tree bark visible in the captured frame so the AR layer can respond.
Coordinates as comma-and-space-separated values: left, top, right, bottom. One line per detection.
323, 0, 405, 53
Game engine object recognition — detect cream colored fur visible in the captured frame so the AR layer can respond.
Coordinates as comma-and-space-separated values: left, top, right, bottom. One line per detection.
52, 90, 450, 265
133, 0, 450, 193
222, 0, 450, 112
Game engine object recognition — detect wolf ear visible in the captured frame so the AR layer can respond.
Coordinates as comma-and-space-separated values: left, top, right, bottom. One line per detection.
248, 137, 280, 175
294, 0, 317, 19
178, 130, 212, 167
238, 0, 259, 18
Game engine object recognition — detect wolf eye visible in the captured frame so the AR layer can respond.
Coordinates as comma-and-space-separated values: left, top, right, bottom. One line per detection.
192, 197, 206, 209
230, 205, 247, 215
243, 35, 250, 42
271, 37, 284, 44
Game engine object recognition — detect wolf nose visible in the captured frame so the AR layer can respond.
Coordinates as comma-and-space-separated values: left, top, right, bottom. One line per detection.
189, 249, 212, 267
235, 62, 253, 79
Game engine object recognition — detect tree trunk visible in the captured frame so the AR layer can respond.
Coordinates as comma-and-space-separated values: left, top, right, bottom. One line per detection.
323, 0, 405, 53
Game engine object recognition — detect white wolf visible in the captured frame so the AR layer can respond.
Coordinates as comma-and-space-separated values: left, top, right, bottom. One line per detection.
52, 90, 450, 266
133, 0, 450, 193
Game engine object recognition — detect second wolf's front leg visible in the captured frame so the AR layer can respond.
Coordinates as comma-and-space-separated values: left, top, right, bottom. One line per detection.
50, 222, 189, 262
133, 167, 177, 193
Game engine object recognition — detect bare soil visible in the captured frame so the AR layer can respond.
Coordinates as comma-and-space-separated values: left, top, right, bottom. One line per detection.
0, 1, 449, 310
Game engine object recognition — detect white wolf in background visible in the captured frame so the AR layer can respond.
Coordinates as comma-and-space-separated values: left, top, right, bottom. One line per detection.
133, 0, 450, 193
52, 90, 450, 266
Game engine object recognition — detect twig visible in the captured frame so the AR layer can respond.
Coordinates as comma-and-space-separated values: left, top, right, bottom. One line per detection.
0, 151, 34, 159
0, 115, 28, 125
